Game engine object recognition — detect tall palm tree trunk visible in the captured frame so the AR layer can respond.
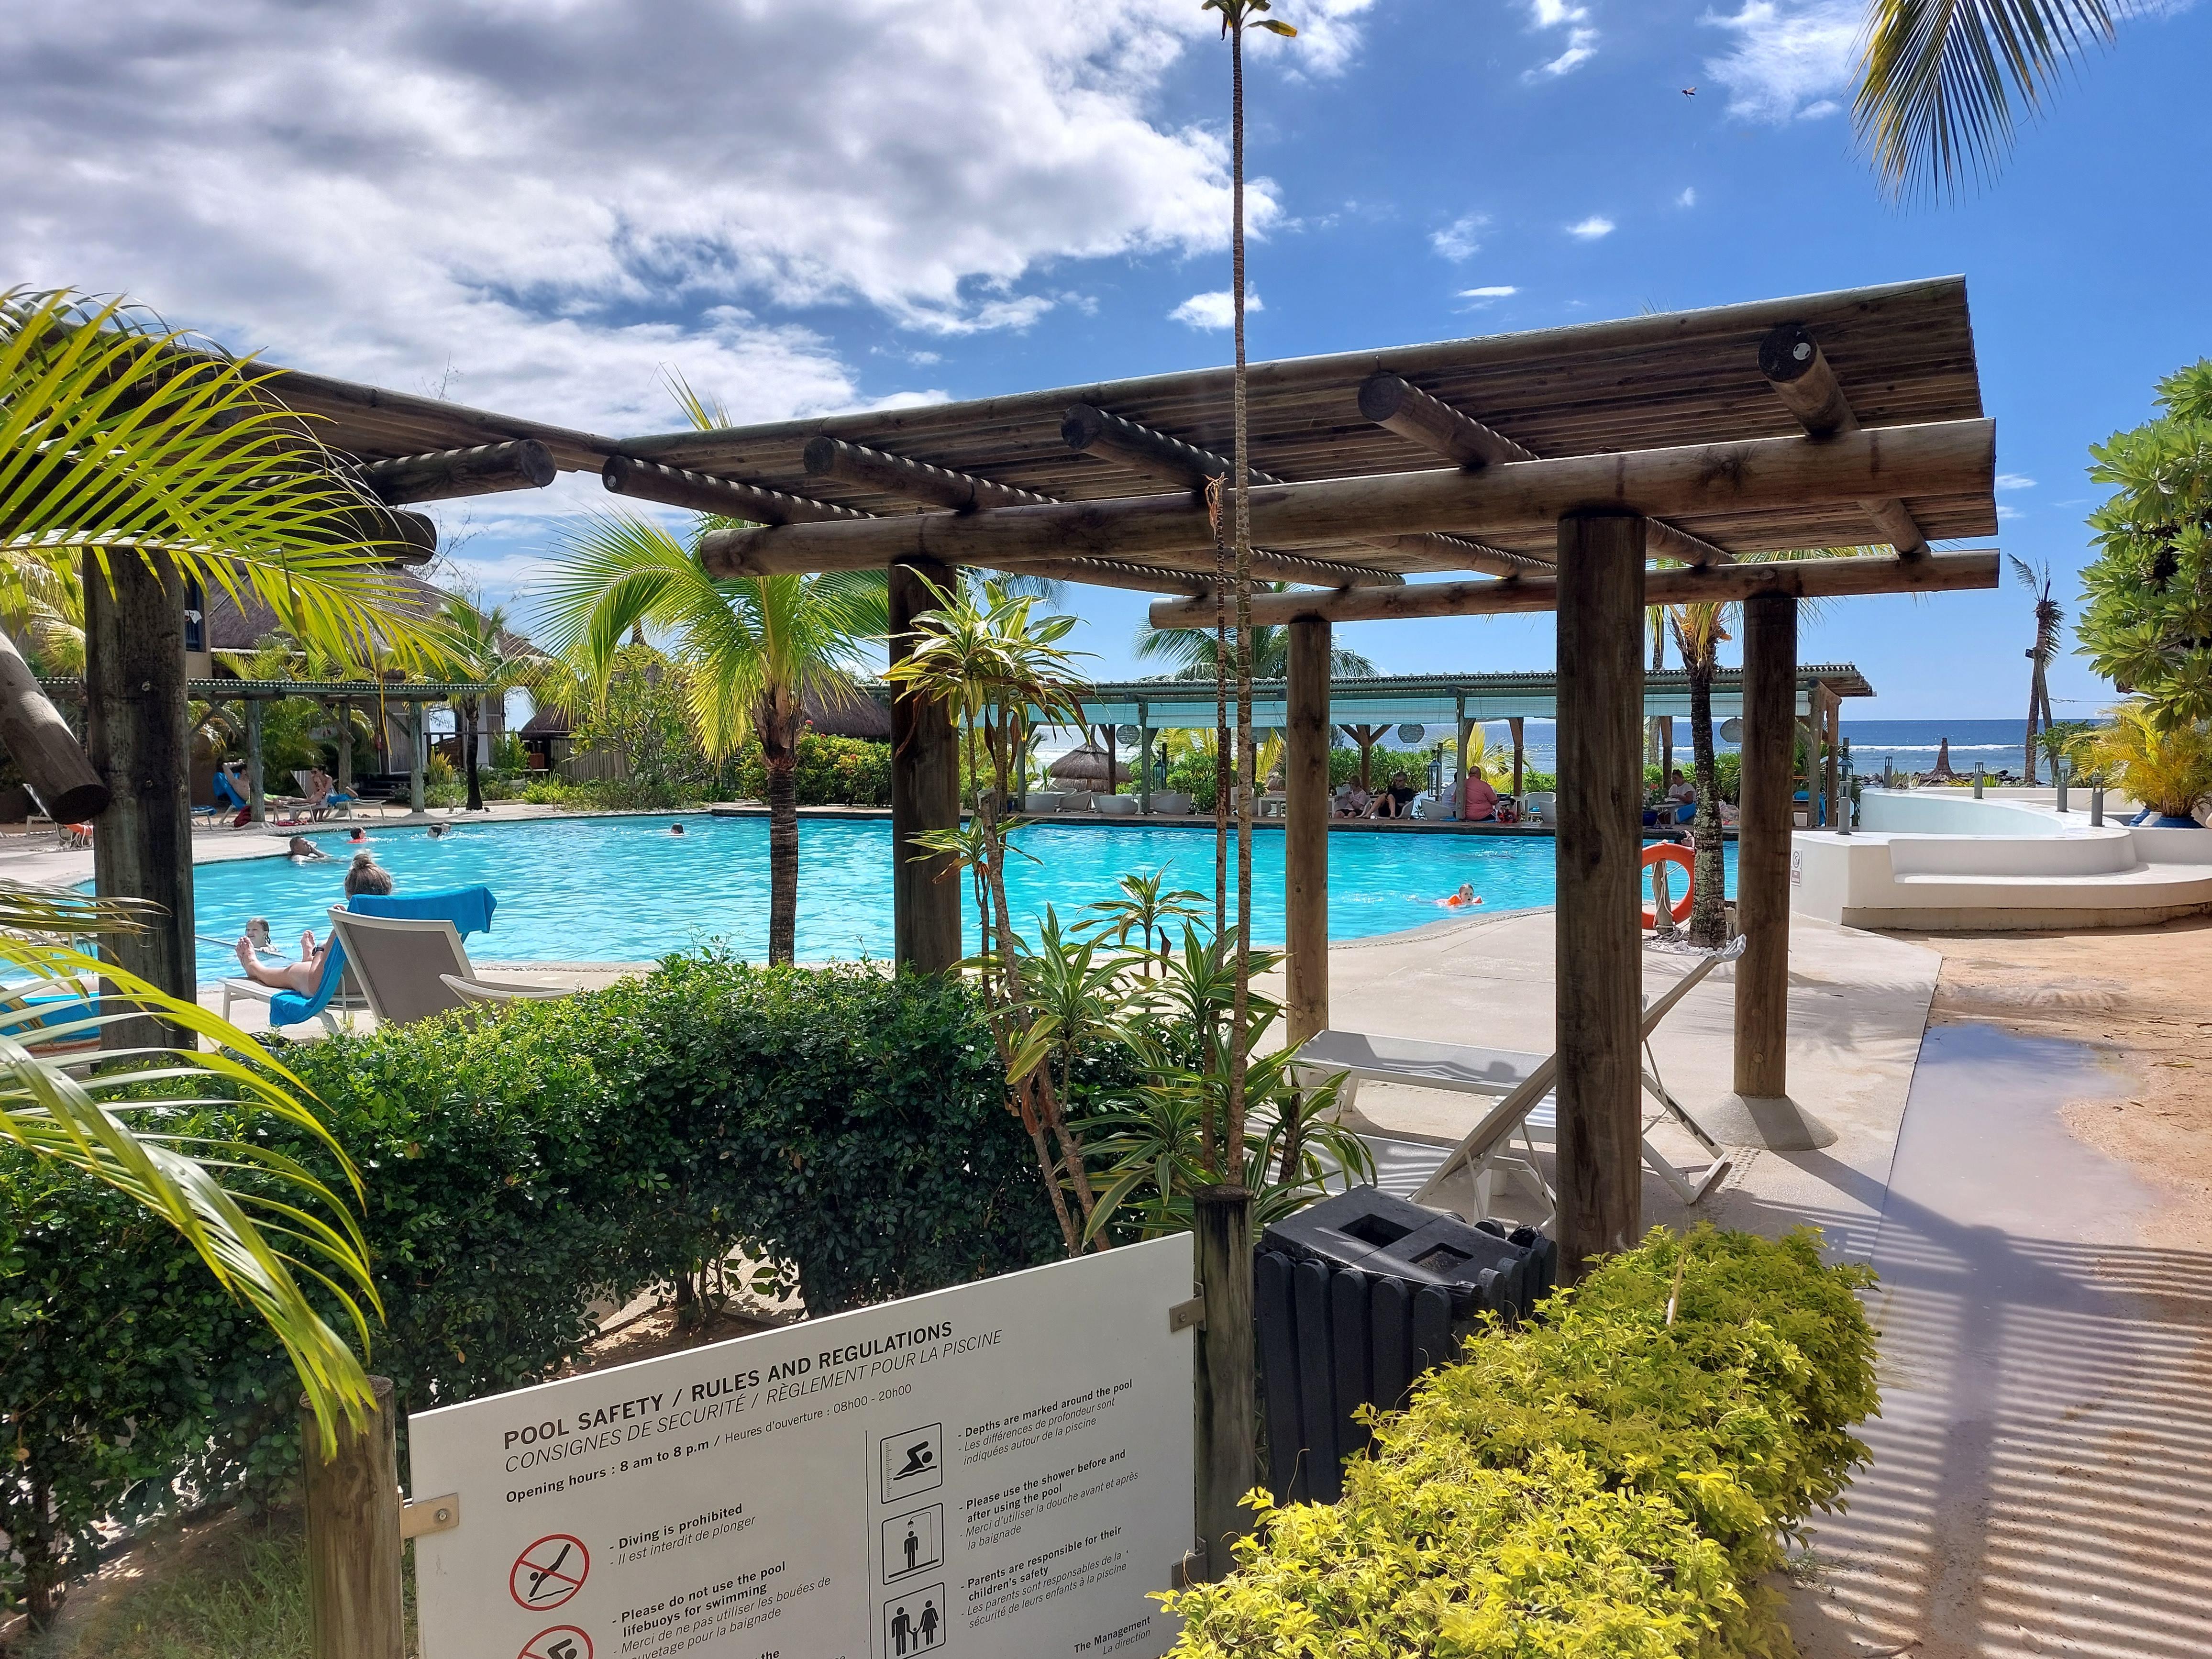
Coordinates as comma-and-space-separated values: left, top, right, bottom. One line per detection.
2024, 670, 2042, 785
463, 699, 485, 811
1686, 662, 1727, 948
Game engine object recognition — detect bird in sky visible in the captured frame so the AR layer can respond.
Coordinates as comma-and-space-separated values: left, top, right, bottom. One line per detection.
1681, 87, 1697, 97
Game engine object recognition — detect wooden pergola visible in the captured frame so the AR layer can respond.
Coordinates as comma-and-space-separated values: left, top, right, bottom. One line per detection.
68, 274, 1995, 1270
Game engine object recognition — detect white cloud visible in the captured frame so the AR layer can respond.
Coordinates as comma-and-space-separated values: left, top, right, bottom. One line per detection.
1677, 187, 1699, 208
1997, 504, 2024, 520
1171, 288, 1262, 330
1266, 0, 1381, 76
1457, 286, 1519, 310
1524, 1, 1599, 78
0, 0, 1318, 433
1567, 216, 1617, 240
1431, 215, 1491, 261
1700, 2, 1860, 123
1997, 473, 2038, 491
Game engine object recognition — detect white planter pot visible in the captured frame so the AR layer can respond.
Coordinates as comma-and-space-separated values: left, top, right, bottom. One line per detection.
1149, 791, 1193, 816
1095, 793, 1139, 817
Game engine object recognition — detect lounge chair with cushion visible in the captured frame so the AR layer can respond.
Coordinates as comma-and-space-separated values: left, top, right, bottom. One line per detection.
213, 886, 499, 1035
327, 906, 575, 1026
1290, 940, 1742, 1224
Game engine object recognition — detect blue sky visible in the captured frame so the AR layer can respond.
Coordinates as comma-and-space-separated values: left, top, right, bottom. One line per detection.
9, 0, 2207, 718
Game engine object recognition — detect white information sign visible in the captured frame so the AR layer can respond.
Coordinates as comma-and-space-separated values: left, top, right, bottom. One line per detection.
410, 1234, 1195, 1659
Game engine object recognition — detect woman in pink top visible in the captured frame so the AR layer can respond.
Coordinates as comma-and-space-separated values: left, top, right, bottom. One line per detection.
1461, 767, 1500, 823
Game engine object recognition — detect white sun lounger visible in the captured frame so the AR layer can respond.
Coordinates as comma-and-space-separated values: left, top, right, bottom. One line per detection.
326, 908, 576, 1026
1291, 939, 1742, 1225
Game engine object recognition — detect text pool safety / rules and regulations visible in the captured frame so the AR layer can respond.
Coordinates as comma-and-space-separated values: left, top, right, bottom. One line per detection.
409, 1233, 1195, 1659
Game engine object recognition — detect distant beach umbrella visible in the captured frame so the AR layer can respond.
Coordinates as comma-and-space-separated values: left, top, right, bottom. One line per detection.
1048, 743, 1126, 786
1932, 738, 1954, 776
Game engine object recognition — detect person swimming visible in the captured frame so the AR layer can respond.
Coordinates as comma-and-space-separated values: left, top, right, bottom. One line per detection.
1438, 882, 1483, 909
287, 836, 330, 862
427, 822, 449, 839
669, 821, 686, 836
346, 827, 367, 844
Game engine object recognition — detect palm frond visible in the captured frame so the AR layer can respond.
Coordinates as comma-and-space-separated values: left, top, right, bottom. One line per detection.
1856, 0, 2128, 200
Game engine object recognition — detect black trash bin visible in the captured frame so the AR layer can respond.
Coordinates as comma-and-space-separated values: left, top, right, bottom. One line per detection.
1255, 1188, 1556, 1504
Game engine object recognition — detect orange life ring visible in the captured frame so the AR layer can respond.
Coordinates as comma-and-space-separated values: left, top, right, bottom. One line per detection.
1640, 842, 1695, 927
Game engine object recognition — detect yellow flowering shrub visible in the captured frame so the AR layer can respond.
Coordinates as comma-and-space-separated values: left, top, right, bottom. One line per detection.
1165, 1226, 1876, 1658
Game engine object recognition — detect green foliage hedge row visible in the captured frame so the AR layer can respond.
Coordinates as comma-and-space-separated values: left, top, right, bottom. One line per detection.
0, 957, 1058, 1611
1166, 1226, 1878, 1658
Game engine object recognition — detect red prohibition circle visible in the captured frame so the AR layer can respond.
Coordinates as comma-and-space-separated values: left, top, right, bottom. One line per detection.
518, 1626, 592, 1659
510, 1534, 590, 1611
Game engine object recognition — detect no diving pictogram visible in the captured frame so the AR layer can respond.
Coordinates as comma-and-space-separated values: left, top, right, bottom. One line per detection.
518, 1627, 592, 1659
511, 1534, 590, 1611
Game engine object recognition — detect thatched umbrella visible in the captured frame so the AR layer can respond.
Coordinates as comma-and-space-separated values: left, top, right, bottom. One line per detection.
801, 684, 891, 741
1930, 736, 1953, 777
1048, 743, 1126, 788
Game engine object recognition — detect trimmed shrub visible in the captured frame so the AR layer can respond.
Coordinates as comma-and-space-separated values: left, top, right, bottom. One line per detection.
0, 956, 1059, 1612
1166, 1226, 1877, 1658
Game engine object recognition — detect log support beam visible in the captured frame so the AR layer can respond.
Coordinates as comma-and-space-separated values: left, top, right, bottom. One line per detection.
84, 553, 196, 1044
0, 630, 107, 820
889, 560, 962, 974
803, 436, 1052, 512
1285, 618, 1331, 1047
361, 440, 556, 505
1149, 550, 1999, 629
1734, 594, 1796, 1101
706, 419, 1993, 580
1554, 512, 1645, 1279
1760, 322, 1932, 559
603, 454, 871, 526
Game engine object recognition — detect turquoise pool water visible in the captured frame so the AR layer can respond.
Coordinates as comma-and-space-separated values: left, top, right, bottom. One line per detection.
186, 816, 1738, 977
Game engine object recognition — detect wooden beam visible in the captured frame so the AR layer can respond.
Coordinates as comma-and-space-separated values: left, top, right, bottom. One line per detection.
1147, 549, 1999, 629
1735, 594, 1797, 1099
889, 560, 962, 974
84, 552, 195, 1042
1360, 374, 1729, 566
0, 630, 108, 820
602, 453, 870, 525
1554, 512, 1645, 1276
1357, 372, 1534, 467
1285, 618, 1331, 1047
1760, 321, 1932, 559
703, 419, 1994, 578
360, 440, 556, 505
1064, 403, 1476, 577
803, 436, 1052, 512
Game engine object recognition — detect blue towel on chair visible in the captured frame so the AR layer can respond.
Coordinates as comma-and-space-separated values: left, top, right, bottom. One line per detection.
265, 887, 496, 1028
347, 886, 497, 938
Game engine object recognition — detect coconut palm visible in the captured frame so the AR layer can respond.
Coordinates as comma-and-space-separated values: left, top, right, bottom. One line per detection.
539, 519, 885, 965
2012, 555, 2062, 783
1857, 1, 2133, 199
1, 288, 429, 664
1133, 597, 1376, 683
431, 597, 574, 811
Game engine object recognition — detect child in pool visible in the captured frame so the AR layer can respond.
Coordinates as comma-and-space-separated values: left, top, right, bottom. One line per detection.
1438, 883, 1483, 909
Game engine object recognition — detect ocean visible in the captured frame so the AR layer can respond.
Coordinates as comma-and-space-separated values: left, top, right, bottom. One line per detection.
1482, 718, 2036, 775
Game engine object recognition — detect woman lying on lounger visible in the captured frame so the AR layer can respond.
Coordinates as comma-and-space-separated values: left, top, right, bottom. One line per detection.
234, 923, 331, 996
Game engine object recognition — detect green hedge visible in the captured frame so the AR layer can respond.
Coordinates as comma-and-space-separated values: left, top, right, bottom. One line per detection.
1166, 1226, 1877, 1657
0, 957, 1058, 1612
729, 733, 892, 806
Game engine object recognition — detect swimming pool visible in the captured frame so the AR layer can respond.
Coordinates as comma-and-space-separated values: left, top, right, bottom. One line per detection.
186, 816, 1738, 978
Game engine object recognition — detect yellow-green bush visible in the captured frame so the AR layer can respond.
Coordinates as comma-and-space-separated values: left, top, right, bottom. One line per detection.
1166, 1226, 1876, 1658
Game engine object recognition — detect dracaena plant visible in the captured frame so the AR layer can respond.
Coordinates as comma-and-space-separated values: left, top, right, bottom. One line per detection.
882, 576, 1104, 1253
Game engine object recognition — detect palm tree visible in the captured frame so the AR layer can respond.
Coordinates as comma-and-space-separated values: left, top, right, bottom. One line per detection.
2012, 555, 2062, 784
432, 597, 573, 811
539, 518, 885, 965
1857, 1, 2132, 199
1133, 596, 1375, 683
0, 287, 445, 1463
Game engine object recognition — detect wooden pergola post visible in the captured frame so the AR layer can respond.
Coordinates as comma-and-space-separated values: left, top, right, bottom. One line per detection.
1454, 695, 1470, 815
1735, 595, 1797, 1100
83, 553, 197, 1038
243, 697, 267, 827
1824, 687, 1844, 831
1508, 717, 1525, 801
889, 559, 962, 973
407, 701, 426, 815
1553, 512, 1645, 1277
1285, 617, 1331, 1046
335, 701, 354, 796
302, 1376, 404, 1659
1138, 701, 1153, 815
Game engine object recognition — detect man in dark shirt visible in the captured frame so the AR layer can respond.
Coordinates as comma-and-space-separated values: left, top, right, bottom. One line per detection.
1369, 771, 1419, 819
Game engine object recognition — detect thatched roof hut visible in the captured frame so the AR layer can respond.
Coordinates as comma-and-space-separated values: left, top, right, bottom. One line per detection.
1048, 743, 1127, 787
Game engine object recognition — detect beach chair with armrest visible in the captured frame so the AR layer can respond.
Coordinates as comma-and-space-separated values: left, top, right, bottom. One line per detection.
212, 887, 498, 1034
217, 936, 362, 1036
328, 906, 573, 1026
1290, 940, 1742, 1225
